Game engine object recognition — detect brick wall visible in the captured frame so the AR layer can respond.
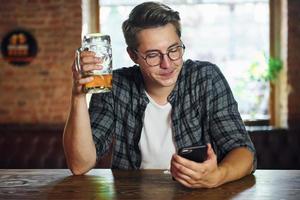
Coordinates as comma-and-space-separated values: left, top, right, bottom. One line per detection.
288, 0, 300, 129
0, 0, 81, 124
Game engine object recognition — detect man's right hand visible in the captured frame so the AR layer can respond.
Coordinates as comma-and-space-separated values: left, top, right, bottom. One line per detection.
72, 50, 103, 96
63, 50, 101, 175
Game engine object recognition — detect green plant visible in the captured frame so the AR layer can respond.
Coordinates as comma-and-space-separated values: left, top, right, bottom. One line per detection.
267, 56, 283, 81
248, 53, 282, 82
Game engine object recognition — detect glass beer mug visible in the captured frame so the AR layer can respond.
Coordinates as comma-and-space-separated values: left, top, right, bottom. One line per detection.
75, 33, 112, 93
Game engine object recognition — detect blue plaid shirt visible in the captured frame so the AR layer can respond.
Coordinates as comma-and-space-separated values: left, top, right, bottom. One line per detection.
89, 59, 256, 169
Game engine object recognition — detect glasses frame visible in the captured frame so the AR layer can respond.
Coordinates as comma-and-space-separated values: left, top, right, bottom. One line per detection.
134, 44, 185, 67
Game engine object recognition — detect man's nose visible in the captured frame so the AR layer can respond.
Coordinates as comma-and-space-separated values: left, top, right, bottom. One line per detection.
160, 54, 172, 69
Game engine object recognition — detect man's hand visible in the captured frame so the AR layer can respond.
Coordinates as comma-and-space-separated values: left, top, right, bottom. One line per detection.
170, 143, 225, 188
63, 50, 102, 175
72, 50, 103, 96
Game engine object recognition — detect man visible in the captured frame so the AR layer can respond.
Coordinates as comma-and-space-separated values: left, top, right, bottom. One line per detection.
63, 1, 256, 188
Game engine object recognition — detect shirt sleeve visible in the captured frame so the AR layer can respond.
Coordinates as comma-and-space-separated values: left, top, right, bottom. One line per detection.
88, 92, 115, 161
208, 65, 257, 171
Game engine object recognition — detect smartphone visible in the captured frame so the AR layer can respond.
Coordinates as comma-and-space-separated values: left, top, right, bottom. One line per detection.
178, 145, 207, 163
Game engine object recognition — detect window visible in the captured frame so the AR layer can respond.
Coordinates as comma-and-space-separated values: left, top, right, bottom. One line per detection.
99, 0, 270, 121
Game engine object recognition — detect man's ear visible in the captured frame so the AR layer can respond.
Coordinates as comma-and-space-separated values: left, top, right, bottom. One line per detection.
127, 47, 138, 63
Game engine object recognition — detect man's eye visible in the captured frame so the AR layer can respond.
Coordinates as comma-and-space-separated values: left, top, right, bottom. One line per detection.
168, 47, 179, 53
146, 53, 160, 59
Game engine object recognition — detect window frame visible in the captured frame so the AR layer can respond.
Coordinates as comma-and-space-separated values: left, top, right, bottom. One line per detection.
85, 0, 287, 127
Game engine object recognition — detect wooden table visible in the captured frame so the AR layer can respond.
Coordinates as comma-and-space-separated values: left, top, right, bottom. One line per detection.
0, 169, 299, 199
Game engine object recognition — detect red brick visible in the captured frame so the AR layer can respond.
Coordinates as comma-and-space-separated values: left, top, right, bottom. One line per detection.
0, 0, 81, 124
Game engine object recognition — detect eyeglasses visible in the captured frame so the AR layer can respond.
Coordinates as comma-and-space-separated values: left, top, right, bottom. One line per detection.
134, 44, 185, 67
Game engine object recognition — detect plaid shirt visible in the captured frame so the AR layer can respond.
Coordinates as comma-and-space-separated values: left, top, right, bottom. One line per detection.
89, 59, 256, 169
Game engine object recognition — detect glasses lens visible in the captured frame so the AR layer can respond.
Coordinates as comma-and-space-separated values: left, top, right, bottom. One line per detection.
168, 46, 184, 61
146, 52, 161, 66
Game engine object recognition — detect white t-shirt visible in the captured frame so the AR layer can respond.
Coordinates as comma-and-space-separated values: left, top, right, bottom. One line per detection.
138, 92, 176, 169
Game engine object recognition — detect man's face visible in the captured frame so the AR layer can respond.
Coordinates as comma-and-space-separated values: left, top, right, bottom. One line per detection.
133, 23, 184, 90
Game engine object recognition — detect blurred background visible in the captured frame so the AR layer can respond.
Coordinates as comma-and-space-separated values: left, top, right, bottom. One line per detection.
0, 0, 299, 169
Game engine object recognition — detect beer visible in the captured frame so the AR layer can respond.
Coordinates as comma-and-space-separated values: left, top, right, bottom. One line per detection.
83, 74, 112, 93
76, 33, 113, 94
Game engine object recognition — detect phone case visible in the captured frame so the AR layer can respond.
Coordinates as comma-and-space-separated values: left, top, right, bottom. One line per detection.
178, 145, 207, 163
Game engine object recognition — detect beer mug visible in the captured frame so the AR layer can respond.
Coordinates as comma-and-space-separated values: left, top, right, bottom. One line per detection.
75, 33, 112, 93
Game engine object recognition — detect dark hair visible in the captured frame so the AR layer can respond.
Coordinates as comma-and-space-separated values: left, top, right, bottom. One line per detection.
122, 1, 181, 50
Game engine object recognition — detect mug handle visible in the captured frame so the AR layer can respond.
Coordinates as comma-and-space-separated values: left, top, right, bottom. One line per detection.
75, 47, 83, 73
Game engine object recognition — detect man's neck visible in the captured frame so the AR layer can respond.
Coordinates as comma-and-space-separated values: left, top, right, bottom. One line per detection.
145, 85, 174, 105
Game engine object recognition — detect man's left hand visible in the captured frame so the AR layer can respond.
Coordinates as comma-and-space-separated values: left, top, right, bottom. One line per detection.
170, 143, 225, 188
